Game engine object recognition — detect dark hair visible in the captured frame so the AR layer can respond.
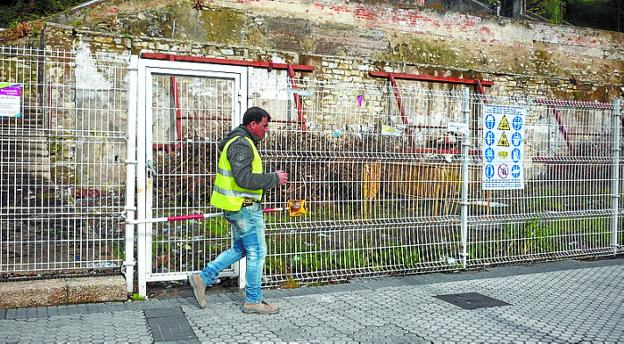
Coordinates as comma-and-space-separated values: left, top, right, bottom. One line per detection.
242, 107, 271, 125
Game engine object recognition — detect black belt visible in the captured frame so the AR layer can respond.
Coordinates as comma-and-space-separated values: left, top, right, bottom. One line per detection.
242, 198, 260, 207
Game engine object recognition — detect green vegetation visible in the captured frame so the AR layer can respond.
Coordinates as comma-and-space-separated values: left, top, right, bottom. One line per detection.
130, 293, 145, 301
0, 0, 85, 28
527, 0, 619, 29
375, 35, 460, 68
111, 241, 125, 261
203, 217, 229, 238
199, 8, 246, 45
265, 245, 424, 277
469, 217, 612, 260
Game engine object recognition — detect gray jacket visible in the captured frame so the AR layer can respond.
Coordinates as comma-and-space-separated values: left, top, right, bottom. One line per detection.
218, 125, 278, 191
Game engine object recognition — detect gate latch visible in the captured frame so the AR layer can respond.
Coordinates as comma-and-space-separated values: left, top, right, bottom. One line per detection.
146, 160, 158, 178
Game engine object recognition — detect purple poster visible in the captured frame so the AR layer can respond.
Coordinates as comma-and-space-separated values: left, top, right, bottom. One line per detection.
0, 83, 21, 117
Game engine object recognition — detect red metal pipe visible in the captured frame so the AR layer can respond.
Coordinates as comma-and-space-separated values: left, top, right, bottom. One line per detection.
177, 115, 231, 121
534, 98, 613, 110
171, 76, 183, 142
476, 80, 485, 94
287, 64, 307, 131
153, 76, 184, 151
369, 71, 494, 87
387, 73, 415, 149
551, 106, 572, 152
141, 52, 315, 72
388, 73, 408, 126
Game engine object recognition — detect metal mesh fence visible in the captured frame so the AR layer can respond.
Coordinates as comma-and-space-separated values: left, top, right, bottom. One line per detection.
467, 95, 618, 265
0, 46, 129, 276
251, 79, 621, 285
3, 47, 620, 288
257, 80, 470, 285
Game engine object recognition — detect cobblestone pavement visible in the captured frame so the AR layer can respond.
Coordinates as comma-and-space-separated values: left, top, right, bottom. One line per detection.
1, 258, 622, 343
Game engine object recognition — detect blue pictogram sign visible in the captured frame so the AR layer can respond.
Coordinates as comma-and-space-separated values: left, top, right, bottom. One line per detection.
511, 132, 522, 147
485, 114, 495, 129
484, 147, 495, 162
512, 116, 523, 130
498, 164, 509, 179
485, 131, 495, 146
512, 148, 521, 163
485, 164, 495, 179
511, 165, 521, 178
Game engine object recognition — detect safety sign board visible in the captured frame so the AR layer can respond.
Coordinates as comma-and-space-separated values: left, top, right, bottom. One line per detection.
0, 83, 21, 118
482, 104, 526, 190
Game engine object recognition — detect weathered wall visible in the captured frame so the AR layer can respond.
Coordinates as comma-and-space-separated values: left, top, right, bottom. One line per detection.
41, 0, 624, 100
9, 0, 621, 185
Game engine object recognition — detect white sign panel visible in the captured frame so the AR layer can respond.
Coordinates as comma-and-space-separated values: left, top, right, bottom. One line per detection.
0, 83, 21, 118
447, 121, 469, 135
482, 104, 525, 190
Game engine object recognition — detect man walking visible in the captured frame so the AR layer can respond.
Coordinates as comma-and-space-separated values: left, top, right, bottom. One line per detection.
187, 107, 288, 314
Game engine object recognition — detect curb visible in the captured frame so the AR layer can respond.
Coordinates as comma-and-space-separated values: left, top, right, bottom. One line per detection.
0, 275, 127, 309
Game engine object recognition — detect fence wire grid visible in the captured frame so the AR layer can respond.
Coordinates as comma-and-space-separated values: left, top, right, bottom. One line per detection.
145, 69, 623, 287
258, 80, 622, 285
1, 46, 622, 289
0, 46, 129, 276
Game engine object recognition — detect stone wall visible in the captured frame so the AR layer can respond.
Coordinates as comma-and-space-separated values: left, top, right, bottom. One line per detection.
39, 0, 624, 100
13, 0, 622, 185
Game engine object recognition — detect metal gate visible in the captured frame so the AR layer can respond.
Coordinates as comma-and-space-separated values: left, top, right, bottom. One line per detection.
136, 58, 247, 296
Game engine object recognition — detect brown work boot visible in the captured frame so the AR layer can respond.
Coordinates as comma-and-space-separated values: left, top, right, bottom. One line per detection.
241, 301, 279, 314
188, 273, 207, 309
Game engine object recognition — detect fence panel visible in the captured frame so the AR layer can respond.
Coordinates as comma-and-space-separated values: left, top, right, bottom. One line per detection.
2, 49, 620, 288
618, 100, 623, 254
250, 78, 621, 285
0, 46, 129, 276
467, 95, 619, 265
253, 79, 467, 285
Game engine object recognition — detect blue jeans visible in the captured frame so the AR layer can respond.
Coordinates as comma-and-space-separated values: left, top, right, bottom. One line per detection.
199, 203, 267, 303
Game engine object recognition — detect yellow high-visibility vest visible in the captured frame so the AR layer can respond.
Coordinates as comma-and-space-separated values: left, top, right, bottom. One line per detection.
210, 136, 263, 211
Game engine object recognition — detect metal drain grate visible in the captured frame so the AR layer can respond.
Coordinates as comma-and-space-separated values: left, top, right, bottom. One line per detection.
144, 307, 199, 343
434, 292, 511, 309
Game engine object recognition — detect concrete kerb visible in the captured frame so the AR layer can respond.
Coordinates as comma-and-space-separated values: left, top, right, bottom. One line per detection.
0, 275, 126, 309
1, 256, 622, 311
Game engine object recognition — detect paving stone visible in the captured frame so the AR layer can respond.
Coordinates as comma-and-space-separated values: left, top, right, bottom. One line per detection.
1, 259, 623, 343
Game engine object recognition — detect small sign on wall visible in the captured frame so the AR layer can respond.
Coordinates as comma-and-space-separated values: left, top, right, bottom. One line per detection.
0, 83, 22, 118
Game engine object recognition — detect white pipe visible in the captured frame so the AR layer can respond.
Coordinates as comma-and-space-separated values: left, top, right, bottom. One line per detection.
70, 0, 106, 12
123, 55, 138, 293
136, 56, 148, 298
611, 98, 621, 254
460, 87, 471, 268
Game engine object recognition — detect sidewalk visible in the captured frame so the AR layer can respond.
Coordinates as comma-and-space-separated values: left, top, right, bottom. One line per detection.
1, 257, 622, 343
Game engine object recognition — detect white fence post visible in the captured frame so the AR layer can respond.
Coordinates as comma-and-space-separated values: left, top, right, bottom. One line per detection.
136, 57, 148, 297
460, 88, 471, 268
612, 98, 621, 254
123, 55, 138, 294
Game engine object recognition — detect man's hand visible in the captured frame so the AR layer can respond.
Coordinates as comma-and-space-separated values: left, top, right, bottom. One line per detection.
276, 170, 289, 185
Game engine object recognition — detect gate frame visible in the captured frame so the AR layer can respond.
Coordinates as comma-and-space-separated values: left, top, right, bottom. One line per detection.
124, 55, 139, 293
136, 56, 248, 297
